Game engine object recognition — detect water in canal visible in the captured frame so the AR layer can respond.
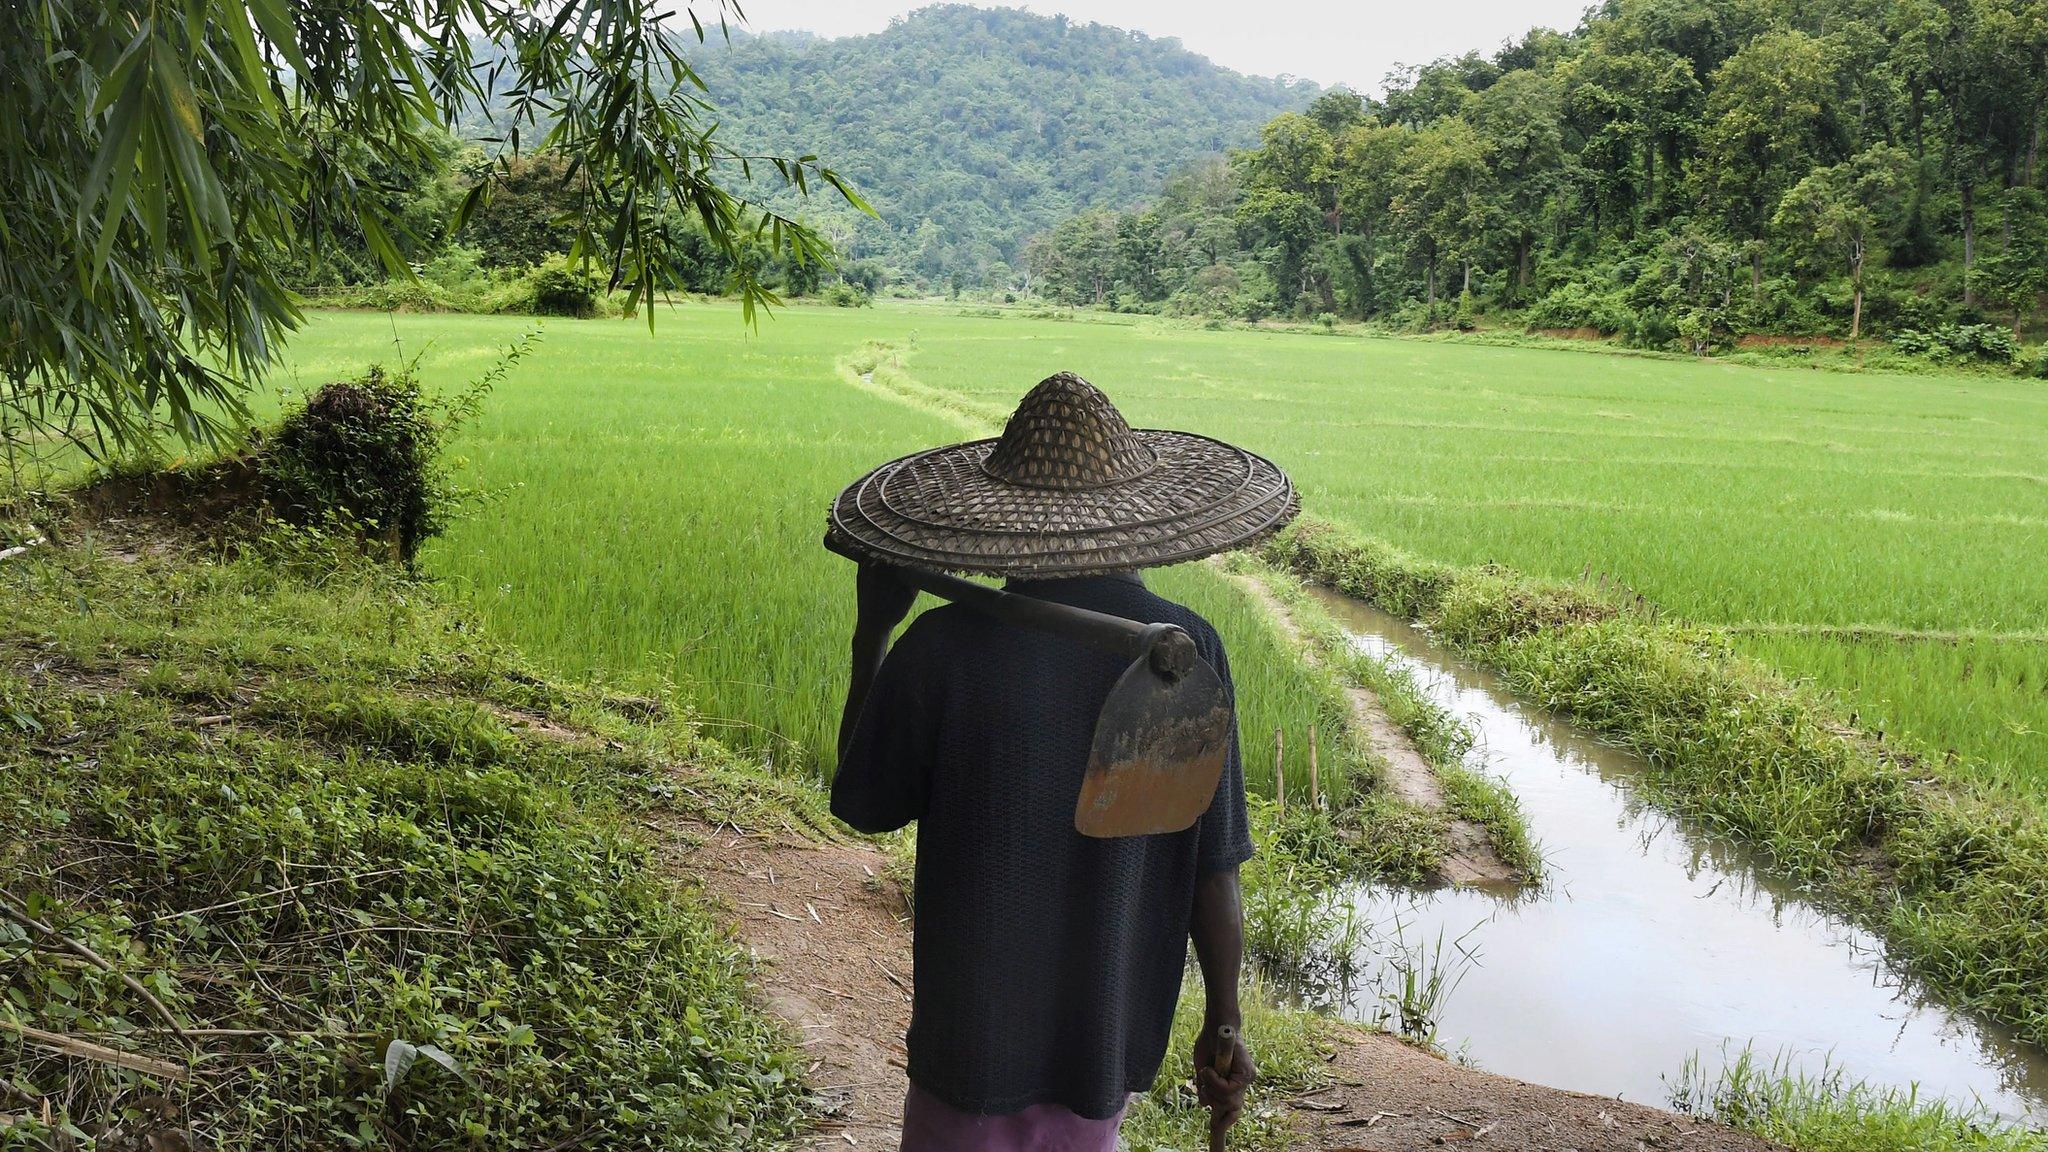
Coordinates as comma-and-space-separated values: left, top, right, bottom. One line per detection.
1309, 586, 2048, 1125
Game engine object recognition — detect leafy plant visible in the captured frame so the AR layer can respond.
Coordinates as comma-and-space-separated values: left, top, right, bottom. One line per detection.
1890, 323, 2020, 364
523, 254, 606, 319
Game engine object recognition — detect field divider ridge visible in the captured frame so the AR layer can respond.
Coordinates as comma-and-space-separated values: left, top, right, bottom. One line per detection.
1218, 555, 1536, 887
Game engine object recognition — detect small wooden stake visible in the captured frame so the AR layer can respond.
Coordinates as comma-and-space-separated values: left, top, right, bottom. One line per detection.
1274, 727, 1286, 817
1307, 723, 1321, 811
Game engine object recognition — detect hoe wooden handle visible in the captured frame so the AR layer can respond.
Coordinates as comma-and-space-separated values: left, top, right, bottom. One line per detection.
1208, 1022, 1237, 1152
825, 535, 1198, 678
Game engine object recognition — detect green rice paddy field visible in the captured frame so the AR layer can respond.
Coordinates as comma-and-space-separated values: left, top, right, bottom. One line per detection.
279, 303, 2048, 802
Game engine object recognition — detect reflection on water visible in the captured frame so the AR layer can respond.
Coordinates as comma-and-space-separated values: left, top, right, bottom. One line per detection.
1309, 587, 2048, 1124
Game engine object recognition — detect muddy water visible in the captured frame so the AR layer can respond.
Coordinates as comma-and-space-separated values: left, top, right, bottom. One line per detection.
1308, 587, 2048, 1124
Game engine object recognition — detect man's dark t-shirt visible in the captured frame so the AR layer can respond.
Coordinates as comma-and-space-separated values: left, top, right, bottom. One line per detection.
831, 573, 1253, 1121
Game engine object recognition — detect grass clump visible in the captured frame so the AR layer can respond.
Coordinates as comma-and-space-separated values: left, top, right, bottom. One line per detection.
0, 525, 809, 1150
1267, 515, 2048, 1047
1670, 1049, 2047, 1152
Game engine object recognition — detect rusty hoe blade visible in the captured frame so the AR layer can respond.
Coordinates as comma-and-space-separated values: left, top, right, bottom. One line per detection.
1074, 625, 1233, 838
824, 538, 1235, 839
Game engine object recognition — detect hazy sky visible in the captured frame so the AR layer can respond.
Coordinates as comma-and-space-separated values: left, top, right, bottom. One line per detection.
729, 1, 1597, 93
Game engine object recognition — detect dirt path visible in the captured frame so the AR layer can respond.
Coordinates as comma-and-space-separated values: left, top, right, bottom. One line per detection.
654, 803, 1777, 1152
1224, 570, 1519, 888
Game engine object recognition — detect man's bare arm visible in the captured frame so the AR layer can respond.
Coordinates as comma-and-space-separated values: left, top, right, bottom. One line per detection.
1191, 866, 1255, 1134
837, 563, 917, 760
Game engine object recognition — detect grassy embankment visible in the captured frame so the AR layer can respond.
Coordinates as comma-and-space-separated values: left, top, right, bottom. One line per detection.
1671, 1049, 2048, 1152
1267, 517, 2048, 1049
0, 508, 825, 1148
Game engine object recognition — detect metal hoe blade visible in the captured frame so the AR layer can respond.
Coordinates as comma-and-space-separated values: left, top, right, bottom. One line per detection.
1075, 628, 1233, 838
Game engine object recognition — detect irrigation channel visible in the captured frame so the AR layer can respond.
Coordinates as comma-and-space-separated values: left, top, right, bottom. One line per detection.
1306, 587, 2048, 1126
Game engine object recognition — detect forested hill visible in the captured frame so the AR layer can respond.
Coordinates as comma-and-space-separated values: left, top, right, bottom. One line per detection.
687, 5, 1315, 285
1028, 0, 2048, 362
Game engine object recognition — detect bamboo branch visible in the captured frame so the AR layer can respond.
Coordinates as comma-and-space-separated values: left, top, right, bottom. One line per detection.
0, 1018, 189, 1082
0, 538, 43, 563
0, 890, 194, 1046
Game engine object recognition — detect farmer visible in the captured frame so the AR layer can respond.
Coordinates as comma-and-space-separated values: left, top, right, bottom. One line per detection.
826, 372, 1298, 1151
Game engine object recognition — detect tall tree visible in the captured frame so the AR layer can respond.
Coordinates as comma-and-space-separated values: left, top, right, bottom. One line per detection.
1772, 144, 1912, 337
1235, 114, 1336, 310
0, 0, 859, 457
1976, 187, 2048, 332
1697, 30, 1849, 298
1333, 124, 1411, 315
1470, 70, 1568, 301
1391, 118, 1495, 307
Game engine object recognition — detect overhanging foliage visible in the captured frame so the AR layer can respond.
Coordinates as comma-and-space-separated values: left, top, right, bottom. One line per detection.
0, 0, 864, 459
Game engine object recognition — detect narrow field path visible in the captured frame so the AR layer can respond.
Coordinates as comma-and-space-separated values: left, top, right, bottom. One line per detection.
653, 791, 1777, 1151
1223, 568, 1519, 888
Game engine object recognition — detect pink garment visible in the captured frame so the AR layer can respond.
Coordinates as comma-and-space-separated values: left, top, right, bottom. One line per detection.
900, 1083, 1126, 1152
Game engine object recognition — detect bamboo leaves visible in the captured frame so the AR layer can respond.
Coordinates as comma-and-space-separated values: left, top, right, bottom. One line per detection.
4, 0, 861, 459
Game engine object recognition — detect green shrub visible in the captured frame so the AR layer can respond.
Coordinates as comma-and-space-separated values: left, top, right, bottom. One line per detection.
523, 254, 605, 318
1525, 278, 1635, 335
258, 337, 529, 564
259, 368, 440, 562
1890, 323, 2020, 364
319, 278, 458, 312
822, 280, 872, 307
1451, 292, 1478, 331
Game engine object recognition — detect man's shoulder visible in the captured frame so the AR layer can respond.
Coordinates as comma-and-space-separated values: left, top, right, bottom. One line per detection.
1125, 586, 1226, 659
890, 602, 986, 657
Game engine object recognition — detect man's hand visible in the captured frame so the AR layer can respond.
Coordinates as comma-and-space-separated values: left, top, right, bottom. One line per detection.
854, 562, 918, 638
1194, 1018, 1255, 1138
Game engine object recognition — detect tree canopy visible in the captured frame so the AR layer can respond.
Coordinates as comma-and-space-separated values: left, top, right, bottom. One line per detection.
673, 6, 1315, 286
0, 0, 858, 458
1028, 0, 2048, 352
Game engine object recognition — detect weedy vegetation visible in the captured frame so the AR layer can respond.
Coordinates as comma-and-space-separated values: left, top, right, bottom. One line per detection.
0, 517, 818, 1149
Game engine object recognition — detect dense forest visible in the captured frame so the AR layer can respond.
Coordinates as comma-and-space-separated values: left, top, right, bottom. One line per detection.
1028, 0, 2048, 354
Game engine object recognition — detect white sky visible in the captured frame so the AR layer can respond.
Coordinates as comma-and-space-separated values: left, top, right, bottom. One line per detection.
728, 0, 1598, 94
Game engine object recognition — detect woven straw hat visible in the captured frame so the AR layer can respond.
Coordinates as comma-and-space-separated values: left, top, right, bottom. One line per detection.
827, 372, 1299, 578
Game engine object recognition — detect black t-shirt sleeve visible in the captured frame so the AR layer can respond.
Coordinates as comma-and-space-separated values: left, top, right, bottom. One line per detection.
1194, 633, 1255, 874
830, 621, 940, 834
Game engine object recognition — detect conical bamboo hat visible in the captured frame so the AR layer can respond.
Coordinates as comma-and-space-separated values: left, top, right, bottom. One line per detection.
827, 372, 1298, 577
